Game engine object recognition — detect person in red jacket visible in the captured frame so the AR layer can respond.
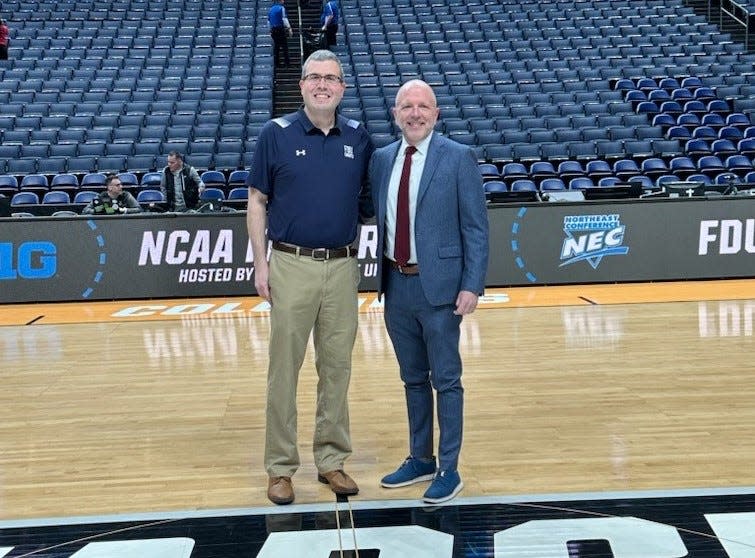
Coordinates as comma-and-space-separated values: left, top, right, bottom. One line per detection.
0, 19, 9, 61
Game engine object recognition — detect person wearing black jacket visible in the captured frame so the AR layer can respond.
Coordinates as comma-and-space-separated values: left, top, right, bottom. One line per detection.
160, 151, 206, 212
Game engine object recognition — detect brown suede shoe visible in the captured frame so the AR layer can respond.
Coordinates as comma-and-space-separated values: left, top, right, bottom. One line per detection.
268, 476, 294, 505
317, 469, 359, 495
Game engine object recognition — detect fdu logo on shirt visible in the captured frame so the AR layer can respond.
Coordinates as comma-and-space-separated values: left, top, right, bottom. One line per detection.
560, 213, 629, 269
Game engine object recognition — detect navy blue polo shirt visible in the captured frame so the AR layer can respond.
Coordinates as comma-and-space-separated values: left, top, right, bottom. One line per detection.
248, 109, 373, 249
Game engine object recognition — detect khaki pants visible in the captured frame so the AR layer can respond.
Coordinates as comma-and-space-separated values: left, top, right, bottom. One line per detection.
264, 248, 360, 477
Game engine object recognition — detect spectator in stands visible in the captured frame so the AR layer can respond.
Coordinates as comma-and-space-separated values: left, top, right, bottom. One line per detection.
320, 0, 339, 48
0, 19, 9, 60
369, 79, 488, 504
246, 49, 373, 506
159, 151, 205, 212
82, 174, 142, 215
268, 0, 292, 68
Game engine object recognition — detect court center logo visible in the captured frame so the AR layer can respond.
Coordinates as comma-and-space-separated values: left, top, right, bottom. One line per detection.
560, 213, 629, 269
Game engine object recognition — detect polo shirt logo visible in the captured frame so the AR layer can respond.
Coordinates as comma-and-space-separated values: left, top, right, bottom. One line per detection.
344, 145, 354, 159
296, 149, 306, 156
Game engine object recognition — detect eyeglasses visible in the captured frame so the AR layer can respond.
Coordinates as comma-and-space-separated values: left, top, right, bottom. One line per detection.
303, 73, 344, 84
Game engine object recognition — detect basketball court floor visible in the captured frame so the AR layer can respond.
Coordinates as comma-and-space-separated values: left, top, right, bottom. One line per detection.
0, 279, 754, 557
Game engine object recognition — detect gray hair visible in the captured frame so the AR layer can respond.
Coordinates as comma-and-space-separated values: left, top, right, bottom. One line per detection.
301, 49, 344, 80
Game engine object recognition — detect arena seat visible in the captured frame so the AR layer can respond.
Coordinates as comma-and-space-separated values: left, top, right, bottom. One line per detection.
136, 189, 166, 204
11, 192, 40, 206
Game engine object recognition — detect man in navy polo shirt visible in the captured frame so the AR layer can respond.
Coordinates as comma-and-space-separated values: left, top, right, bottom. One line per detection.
246, 49, 373, 505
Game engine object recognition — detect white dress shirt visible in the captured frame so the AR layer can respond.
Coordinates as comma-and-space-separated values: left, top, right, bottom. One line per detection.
385, 132, 434, 264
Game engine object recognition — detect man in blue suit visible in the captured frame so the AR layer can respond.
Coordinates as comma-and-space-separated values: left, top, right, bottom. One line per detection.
369, 79, 489, 503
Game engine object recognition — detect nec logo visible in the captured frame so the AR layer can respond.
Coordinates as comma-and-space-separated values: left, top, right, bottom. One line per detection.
0, 241, 57, 280
0, 537, 195, 557
560, 214, 629, 269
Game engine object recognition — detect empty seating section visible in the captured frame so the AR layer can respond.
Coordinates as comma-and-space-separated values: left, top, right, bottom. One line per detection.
0, 0, 269, 187
2, 0, 755, 204
337, 0, 755, 194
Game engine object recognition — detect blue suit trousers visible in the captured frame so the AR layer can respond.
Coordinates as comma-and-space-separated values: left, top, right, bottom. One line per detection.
384, 267, 464, 472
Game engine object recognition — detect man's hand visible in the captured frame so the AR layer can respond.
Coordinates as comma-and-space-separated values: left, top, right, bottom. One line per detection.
454, 290, 479, 316
254, 260, 272, 304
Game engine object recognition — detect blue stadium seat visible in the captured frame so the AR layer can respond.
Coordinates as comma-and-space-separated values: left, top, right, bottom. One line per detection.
501, 162, 528, 185
227, 170, 250, 188
478, 163, 500, 179
692, 126, 718, 140
529, 161, 557, 180
711, 139, 738, 158
621, 139, 652, 160
707, 99, 729, 114
539, 178, 566, 191
136, 189, 166, 204
127, 155, 156, 174
737, 137, 755, 158
483, 181, 507, 196
569, 177, 594, 190
20, 174, 49, 191
598, 176, 622, 187
73, 190, 97, 205
510, 179, 537, 192
227, 187, 248, 200
200, 187, 226, 201
557, 160, 586, 181
51, 173, 79, 190
585, 160, 613, 180
613, 159, 641, 180
697, 155, 726, 177
0, 175, 19, 196
11, 192, 40, 206
80, 172, 108, 190
97, 156, 127, 174
718, 126, 743, 141
724, 154, 753, 176
141, 172, 162, 188
66, 157, 98, 175
42, 191, 71, 204
117, 172, 139, 189
677, 113, 701, 129
200, 171, 226, 188
685, 139, 712, 160
627, 174, 656, 191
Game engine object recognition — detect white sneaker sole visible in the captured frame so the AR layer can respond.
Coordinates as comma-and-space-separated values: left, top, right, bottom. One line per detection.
380, 472, 436, 488
422, 481, 464, 504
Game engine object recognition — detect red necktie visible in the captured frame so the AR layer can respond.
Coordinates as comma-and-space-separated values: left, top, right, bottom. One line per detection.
394, 145, 417, 266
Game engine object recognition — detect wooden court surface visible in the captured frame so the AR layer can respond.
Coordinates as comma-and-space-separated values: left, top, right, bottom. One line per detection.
0, 278, 753, 521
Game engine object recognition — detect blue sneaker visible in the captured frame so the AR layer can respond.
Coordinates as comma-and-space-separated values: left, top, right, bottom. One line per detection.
380, 456, 437, 488
423, 470, 463, 504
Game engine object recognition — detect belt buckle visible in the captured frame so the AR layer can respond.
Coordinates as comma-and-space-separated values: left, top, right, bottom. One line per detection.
311, 248, 328, 261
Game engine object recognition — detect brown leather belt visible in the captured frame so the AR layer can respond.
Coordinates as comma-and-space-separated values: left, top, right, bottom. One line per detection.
387, 258, 419, 275
272, 241, 355, 260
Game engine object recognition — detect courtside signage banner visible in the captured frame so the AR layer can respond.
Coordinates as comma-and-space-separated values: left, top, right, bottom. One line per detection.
1, 198, 753, 303
487, 197, 755, 285
0, 214, 380, 303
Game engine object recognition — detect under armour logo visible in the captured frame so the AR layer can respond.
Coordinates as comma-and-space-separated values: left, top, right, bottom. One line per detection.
296, 149, 306, 156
